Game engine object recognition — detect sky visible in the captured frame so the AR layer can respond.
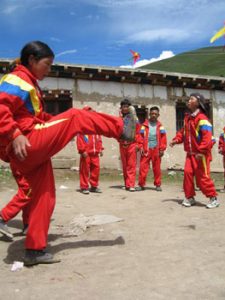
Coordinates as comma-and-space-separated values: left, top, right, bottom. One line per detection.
0, 0, 225, 68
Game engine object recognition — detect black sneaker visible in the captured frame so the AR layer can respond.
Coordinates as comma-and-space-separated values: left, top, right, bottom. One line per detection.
89, 187, 102, 193
0, 218, 13, 240
120, 106, 137, 141
135, 186, 145, 191
24, 250, 61, 266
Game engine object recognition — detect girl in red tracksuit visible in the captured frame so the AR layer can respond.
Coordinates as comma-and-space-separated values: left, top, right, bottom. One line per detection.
218, 127, 225, 190
170, 93, 218, 209
77, 133, 104, 193
0, 41, 136, 265
138, 107, 167, 191
119, 99, 142, 191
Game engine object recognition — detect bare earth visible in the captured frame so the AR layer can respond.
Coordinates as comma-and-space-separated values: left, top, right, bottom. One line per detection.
0, 171, 225, 300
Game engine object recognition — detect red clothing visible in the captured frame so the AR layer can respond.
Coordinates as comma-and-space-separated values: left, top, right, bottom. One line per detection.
218, 127, 225, 155
138, 119, 167, 187
1, 164, 31, 225
77, 134, 103, 189
0, 65, 124, 250
77, 134, 103, 155
172, 110, 216, 198
141, 119, 167, 154
119, 121, 141, 188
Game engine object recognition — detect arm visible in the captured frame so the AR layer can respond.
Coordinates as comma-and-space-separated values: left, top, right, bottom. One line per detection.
76, 134, 88, 155
170, 127, 184, 147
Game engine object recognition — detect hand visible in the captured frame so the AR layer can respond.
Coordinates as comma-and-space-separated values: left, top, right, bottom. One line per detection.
81, 152, 88, 158
99, 152, 103, 157
159, 150, 164, 157
169, 141, 176, 147
135, 146, 139, 153
219, 149, 223, 155
12, 135, 31, 161
195, 153, 203, 160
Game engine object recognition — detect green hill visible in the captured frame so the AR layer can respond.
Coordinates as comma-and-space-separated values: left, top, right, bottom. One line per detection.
140, 46, 225, 77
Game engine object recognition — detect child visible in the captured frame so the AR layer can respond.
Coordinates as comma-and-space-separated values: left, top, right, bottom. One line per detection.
77, 107, 104, 194
0, 41, 136, 265
218, 126, 225, 191
119, 99, 141, 191
170, 93, 219, 209
137, 106, 167, 191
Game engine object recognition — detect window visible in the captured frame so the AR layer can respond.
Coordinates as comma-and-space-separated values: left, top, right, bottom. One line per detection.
176, 101, 187, 131
42, 90, 73, 115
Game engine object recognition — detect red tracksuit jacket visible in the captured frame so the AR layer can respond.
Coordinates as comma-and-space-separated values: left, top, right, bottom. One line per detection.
77, 134, 103, 155
0, 65, 52, 159
140, 119, 167, 154
172, 111, 212, 155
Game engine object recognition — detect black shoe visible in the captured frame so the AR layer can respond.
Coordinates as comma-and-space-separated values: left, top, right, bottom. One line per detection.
89, 187, 102, 193
120, 106, 137, 141
22, 224, 29, 235
24, 250, 61, 266
0, 218, 13, 240
135, 186, 145, 191
156, 186, 162, 192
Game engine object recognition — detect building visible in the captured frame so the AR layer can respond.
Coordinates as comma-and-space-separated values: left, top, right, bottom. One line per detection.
1, 60, 225, 171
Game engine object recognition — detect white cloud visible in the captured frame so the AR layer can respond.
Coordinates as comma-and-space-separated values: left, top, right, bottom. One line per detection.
2, 4, 22, 14
120, 50, 175, 69
123, 29, 191, 44
55, 49, 77, 58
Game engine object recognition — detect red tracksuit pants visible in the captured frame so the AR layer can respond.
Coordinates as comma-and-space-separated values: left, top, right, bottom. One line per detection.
138, 147, 161, 187
1, 164, 31, 225
8, 108, 123, 250
184, 154, 217, 199
79, 154, 100, 189
120, 143, 137, 188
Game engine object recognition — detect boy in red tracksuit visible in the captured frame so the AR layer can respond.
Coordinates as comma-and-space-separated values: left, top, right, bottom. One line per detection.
119, 99, 141, 192
0, 41, 137, 265
137, 106, 167, 191
170, 93, 219, 209
77, 133, 104, 194
218, 127, 225, 191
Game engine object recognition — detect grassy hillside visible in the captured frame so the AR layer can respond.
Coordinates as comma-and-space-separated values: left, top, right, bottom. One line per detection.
140, 46, 225, 77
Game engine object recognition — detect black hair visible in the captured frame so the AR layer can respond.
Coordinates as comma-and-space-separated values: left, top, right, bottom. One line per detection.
120, 98, 131, 107
20, 41, 54, 66
150, 106, 159, 112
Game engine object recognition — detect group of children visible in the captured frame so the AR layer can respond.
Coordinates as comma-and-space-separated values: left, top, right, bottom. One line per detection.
0, 40, 222, 267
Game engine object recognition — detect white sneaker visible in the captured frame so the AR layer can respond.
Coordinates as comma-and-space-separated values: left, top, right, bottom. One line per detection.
129, 187, 136, 192
206, 197, 219, 209
182, 197, 196, 207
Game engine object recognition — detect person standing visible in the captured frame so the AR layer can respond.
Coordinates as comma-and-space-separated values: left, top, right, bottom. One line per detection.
77, 131, 104, 194
170, 93, 219, 209
137, 106, 167, 191
119, 99, 141, 192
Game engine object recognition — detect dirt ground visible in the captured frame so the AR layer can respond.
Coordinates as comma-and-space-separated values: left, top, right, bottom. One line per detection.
0, 170, 225, 300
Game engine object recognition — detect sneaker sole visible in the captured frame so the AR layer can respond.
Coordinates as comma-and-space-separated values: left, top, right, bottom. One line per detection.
24, 258, 61, 266
0, 228, 13, 240
206, 203, 220, 209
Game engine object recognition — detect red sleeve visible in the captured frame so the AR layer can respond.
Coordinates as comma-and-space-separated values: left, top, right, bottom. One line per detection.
39, 111, 52, 121
76, 134, 87, 154
0, 93, 23, 140
159, 132, 167, 151
172, 127, 184, 144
